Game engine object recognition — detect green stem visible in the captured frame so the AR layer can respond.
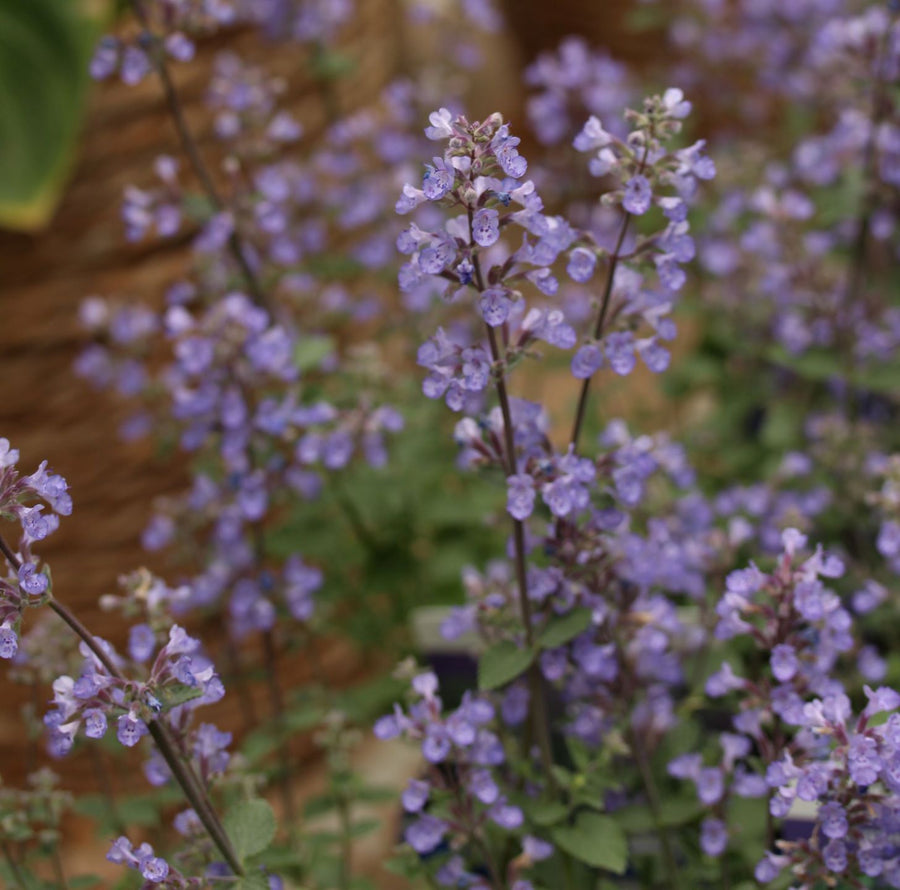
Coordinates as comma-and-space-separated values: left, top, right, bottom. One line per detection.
49, 844, 69, 890
570, 144, 651, 452
335, 783, 352, 890
1, 842, 27, 889
469, 231, 556, 786
629, 730, 681, 890
330, 477, 380, 552
569, 209, 633, 452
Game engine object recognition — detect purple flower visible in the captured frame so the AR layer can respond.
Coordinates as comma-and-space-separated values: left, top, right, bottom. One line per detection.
472, 208, 500, 247
491, 125, 527, 178
770, 644, 798, 681
822, 839, 847, 873
696, 767, 724, 805
819, 801, 848, 839
573, 115, 612, 152
107, 836, 133, 864
128, 624, 157, 662
700, 818, 728, 857
405, 814, 447, 854
523, 835, 554, 861
507, 474, 535, 520
373, 714, 401, 740
571, 343, 603, 379
422, 727, 451, 763
402, 779, 429, 813
423, 157, 455, 201
878, 521, 900, 559
488, 800, 524, 829
605, 331, 635, 375
623, 175, 652, 215
469, 768, 500, 804
90, 36, 118, 80
141, 856, 170, 883
0, 626, 17, 660
567, 246, 596, 283
117, 713, 149, 748
84, 709, 108, 739
754, 852, 787, 883
425, 108, 454, 140
18, 563, 48, 596
848, 734, 880, 786
479, 288, 513, 327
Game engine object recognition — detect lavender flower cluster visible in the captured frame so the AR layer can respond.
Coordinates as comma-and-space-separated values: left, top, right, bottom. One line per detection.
2, 0, 899, 888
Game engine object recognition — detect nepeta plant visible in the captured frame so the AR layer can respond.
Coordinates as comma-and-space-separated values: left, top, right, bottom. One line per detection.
4, 0, 900, 888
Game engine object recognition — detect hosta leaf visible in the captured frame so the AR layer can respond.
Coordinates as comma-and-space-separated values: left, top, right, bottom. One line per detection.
0, 0, 106, 229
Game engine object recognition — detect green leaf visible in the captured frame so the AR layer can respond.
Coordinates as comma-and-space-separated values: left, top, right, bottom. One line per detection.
0, 0, 105, 229
538, 608, 593, 649
157, 682, 204, 711
765, 346, 841, 382
477, 641, 534, 691
551, 811, 628, 874
223, 798, 278, 862
614, 797, 703, 834
523, 799, 569, 827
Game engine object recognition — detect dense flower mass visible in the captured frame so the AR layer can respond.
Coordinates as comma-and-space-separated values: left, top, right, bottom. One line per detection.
3, 0, 900, 887
0, 440, 72, 658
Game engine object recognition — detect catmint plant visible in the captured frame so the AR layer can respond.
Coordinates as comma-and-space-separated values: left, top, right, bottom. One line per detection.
376, 91, 722, 887
0, 439, 266, 883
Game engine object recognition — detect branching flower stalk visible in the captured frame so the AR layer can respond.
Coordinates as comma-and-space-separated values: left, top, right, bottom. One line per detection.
0, 531, 244, 878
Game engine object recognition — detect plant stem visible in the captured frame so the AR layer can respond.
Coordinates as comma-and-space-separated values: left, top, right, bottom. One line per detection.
0, 534, 244, 877
1, 842, 27, 889
330, 476, 380, 552
128, 1, 269, 308
52, 598, 244, 875
335, 783, 352, 890
469, 235, 556, 785
569, 209, 633, 452
49, 844, 70, 890
629, 730, 681, 890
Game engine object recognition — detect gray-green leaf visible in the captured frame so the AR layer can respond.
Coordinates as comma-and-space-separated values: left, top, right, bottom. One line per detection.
538, 608, 593, 649
477, 641, 534, 691
223, 798, 277, 863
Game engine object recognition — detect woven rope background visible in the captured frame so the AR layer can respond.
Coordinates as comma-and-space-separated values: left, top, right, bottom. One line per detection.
0, 0, 403, 792
499, 0, 663, 66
